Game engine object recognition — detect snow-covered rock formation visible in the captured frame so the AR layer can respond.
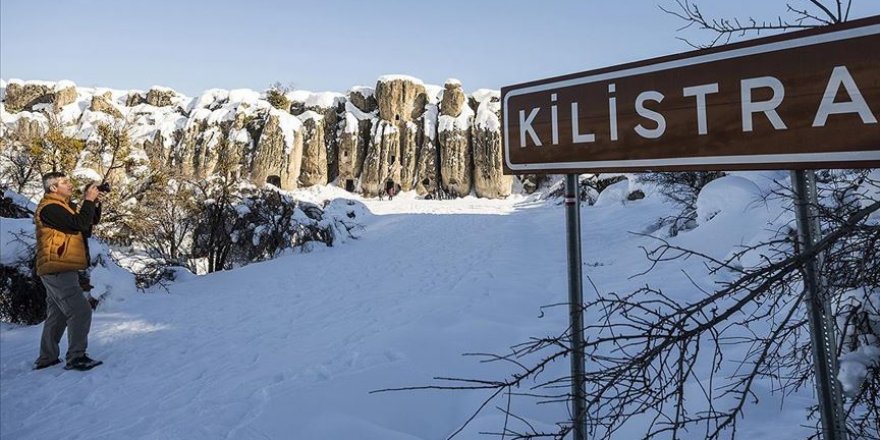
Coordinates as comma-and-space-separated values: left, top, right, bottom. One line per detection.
0, 76, 512, 198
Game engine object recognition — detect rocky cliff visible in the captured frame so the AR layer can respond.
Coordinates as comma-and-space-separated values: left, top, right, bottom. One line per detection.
0, 76, 512, 198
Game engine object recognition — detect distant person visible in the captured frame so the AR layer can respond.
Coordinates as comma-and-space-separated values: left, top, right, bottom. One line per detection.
385, 182, 396, 201
32, 172, 103, 371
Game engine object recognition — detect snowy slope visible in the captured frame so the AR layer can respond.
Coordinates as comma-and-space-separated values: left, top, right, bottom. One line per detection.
0, 175, 828, 439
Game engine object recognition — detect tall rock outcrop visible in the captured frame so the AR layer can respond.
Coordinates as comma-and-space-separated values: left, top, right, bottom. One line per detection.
361, 121, 400, 197
3, 80, 77, 113
0, 112, 46, 144
4, 81, 51, 112
289, 91, 343, 183
472, 91, 511, 198
126, 91, 145, 107
374, 75, 426, 123
348, 86, 377, 114
298, 111, 328, 186
414, 102, 440, 196
438, 80, 473, 197
89, 91, 123, 118
176, 118, 208, 176
362, 76, 427, 194
145, 86, 177, 107
52, 83, 78, 111
397, 121, 421, 192
251, 108, 303, 190
337, 96, 375, 191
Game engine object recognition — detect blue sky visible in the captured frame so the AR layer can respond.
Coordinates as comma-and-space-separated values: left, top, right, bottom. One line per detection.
2, 1, 879, 96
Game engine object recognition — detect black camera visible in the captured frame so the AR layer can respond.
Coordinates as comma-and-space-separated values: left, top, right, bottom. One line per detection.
96, 181, 111, 193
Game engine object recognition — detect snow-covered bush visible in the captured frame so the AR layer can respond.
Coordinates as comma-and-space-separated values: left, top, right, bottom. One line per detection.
637, 171, 726, 236
225, 188, 332, 265
265, 82, 291, 111
0, 187, 43, 324
838, 287, 880, 398
0, 264, 46, 325
1, 187, 33, 218
190, 182, 364, 273
818, 169, 880, 429
546, 174, 626, 205
0, 212, 45, 324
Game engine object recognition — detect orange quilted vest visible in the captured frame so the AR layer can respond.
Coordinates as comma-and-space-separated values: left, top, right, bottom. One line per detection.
34, 193, 89, 276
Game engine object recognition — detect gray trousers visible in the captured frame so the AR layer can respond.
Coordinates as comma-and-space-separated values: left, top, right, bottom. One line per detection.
36, 271, 92, 363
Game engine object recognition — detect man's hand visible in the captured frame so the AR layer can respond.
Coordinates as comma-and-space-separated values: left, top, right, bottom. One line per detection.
84, 183, 101, 202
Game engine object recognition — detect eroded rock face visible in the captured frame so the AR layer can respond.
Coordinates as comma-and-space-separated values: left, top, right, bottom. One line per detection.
348, 87, 377, 113
366, 77, 430, 195
360, 121, 400, 197
89, 94, 123, 118
336, 110, 372, 191
415, 143, 439, 195
146, 87, 176, 107
298, 113, 328, 187
4, 82, 52, 113
435, 80, 479, 197
438, 125, 472, 197
473, 126, 511, 199
126, 91, 145, 107
3, 115, 45, 141
438, 98, 474, 197
192, 126, 225, 179
472, 98, 511, 198
175, 119, 206, 176
374, 77, 427, 123
289, 93, 343, 184
225, 110, 254, 175
412, 103, 439, 196
141, 130, 172, 169
397, 121, 421, 192
314, 107, 340, 184
439, 80, 466, 118
251, 110, 303, 190
52, 85, 77, 111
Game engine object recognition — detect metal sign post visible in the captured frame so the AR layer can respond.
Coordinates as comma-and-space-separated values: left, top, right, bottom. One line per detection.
790, 169, 847, 440
564, 174, 587, 440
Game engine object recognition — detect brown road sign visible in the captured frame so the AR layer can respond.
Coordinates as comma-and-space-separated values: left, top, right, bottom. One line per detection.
501, 16, 880, 174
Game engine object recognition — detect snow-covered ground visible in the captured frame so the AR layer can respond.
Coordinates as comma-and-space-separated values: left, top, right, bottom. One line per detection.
0, 174, 832, 439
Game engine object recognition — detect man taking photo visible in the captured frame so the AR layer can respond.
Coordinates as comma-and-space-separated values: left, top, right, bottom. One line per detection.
32, 172, 104, 371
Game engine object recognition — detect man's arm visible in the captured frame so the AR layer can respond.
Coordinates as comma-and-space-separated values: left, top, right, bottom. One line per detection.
93, 202, 101, 225
40, 200, 97, 233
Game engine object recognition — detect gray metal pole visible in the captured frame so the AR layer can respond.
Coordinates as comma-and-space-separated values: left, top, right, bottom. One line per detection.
564, 173, 587, 440
790, 170, 847, 440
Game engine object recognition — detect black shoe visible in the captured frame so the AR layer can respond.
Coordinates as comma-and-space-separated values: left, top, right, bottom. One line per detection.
33, 358, 62, 370
64, 355, 103, 371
